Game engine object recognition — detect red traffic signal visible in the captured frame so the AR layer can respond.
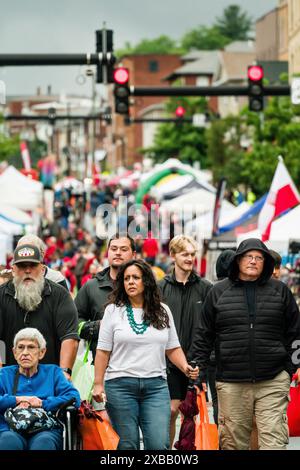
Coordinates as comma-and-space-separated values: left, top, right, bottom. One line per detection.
113, 67, 129, 85
175, 106, 186, 118
248, 65, 264, 82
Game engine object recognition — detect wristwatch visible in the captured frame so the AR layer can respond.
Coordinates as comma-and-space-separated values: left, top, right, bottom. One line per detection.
61, 367, 72, 376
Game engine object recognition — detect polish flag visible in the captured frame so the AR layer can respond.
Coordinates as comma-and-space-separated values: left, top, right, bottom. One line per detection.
20, 141, 31, 171
258, 156, 300, 241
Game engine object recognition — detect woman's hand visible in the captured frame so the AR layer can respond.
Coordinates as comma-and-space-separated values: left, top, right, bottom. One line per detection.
15, 396, 42, 407
27, 396, 43, 407
92, 384, 106, 403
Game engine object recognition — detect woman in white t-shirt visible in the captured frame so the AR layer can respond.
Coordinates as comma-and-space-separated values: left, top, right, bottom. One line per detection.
92, 259, 198, 450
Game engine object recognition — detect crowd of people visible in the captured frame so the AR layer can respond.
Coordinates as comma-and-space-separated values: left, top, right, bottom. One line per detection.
0, 204, 299, 451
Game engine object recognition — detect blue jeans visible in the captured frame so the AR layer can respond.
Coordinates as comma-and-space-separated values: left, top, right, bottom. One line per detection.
0, 429, 63, 450
105, 376, 171, 450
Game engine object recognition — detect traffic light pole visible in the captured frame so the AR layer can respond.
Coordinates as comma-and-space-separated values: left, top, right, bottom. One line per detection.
127, 117, 192, 124
131, 85, 290, 97
0, 54, 105, 66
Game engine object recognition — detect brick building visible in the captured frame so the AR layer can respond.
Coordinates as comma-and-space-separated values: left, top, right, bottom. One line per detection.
107, 54, 181, 168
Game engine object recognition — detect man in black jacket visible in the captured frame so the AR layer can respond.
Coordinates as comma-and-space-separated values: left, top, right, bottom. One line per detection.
192, 238, 300, 450
75, 234, 135, 359
159, 235, 212, 447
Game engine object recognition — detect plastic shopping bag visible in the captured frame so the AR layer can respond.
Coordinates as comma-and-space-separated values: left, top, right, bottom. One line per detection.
78, 400, 119, 450
72, 341, 94, 401
195, 389, 219, 450
287, 374, 300, 437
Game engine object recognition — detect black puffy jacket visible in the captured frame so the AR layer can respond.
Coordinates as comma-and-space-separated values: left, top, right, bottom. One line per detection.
192, 238, 300, 382
159, 270, 212, 366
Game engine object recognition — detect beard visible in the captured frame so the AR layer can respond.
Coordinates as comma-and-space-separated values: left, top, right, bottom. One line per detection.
13, 274, 45, 312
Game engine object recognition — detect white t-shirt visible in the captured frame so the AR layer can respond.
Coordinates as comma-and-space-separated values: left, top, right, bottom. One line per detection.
97, 303, 180, 380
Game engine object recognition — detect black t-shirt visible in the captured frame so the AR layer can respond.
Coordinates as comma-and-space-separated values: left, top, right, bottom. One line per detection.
0, 280, 79, 365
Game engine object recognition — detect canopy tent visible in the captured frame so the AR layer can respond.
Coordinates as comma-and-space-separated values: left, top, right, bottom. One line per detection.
185, 201, 251, 240
161, 188, 234, 215
0, 204, 32, 225
236, 204, 300, 253
150, 174, 208, 201
0, 166, 43, 211
136, 159, 214, 204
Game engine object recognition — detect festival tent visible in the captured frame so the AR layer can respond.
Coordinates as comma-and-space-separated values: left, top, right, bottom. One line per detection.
161, 188, 234, 215
185, 201, 251, 240
150, 174, 209, 201
0, 166, 43, 211
236, 204, 300, 253
136, 158, 214, 203
0, 204, 32, 225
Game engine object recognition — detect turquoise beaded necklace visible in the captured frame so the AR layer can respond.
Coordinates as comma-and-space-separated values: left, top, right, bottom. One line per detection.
126, 303, 149, 335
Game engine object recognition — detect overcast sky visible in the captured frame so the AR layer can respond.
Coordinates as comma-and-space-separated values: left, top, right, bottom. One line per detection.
0, 0, 278, 96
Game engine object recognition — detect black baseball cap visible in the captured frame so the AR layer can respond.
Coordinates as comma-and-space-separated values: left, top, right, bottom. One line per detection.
13, 244, 43, 265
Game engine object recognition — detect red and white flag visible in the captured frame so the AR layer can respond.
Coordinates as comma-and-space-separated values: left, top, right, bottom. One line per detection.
258, 156, 300, 241
20, 141, 31, 171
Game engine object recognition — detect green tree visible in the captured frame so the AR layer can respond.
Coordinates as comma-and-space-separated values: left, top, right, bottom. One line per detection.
142, 97, 208, 167
206, 93, 300, 198
116, 35, 183, 58
181, 26, 230, 51
0, 116, 20, 162
215, 4, 252, 41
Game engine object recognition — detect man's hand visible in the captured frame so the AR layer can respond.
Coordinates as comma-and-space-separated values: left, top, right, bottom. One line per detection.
185, 364, 199, 381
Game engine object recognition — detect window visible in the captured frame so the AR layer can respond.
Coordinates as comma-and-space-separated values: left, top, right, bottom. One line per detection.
149, 60, 159, 72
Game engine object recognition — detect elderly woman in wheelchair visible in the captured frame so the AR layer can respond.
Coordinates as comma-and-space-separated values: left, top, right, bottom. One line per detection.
0, 328, 80, 450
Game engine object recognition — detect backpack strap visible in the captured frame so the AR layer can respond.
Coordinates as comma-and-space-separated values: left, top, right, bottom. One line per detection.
12, 370, 20, 395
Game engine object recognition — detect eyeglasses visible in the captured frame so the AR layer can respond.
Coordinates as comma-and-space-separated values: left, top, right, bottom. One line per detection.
242, 254, 264, 263
15, 344, 39, 352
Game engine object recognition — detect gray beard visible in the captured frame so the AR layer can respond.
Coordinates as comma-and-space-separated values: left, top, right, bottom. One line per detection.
13, 276, 45, 311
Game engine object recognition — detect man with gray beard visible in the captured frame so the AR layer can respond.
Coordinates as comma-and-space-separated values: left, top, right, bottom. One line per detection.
0, 244, 79, 379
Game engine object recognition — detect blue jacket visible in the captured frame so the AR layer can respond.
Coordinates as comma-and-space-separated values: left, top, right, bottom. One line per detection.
0, 364, 80, 432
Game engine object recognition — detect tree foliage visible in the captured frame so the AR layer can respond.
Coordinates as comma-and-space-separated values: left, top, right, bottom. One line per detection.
116, 36, 184, 58
142, 97, 209, 167
206, 95, 300, 197
181, 26, 230, 51
0, 117, 20, 162
215, 4, 252, 41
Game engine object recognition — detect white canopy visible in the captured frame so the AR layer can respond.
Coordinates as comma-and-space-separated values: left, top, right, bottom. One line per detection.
0, 166, 43, 211
0, 204, 32, 225
185, 201, 250, 239
236, 204, 300, 253
161, 188, 235, 216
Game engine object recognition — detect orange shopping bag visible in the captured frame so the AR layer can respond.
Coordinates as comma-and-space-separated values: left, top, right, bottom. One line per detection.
78, 401, 119, 450
195, 390, 219, 450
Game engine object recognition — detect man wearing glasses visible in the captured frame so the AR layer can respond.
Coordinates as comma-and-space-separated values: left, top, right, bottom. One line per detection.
192, 238, 300, 450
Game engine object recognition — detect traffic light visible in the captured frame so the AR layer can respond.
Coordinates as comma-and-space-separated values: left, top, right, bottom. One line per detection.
96, 29, 115, 83
175, 106, 186, 118
114, 67, 130, 115
248, 65, 264, 112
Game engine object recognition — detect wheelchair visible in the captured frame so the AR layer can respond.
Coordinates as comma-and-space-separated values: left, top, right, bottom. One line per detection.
56, 399, 81, 450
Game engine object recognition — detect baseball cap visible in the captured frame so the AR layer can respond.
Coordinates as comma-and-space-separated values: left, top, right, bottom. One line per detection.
13, 245, 43, 265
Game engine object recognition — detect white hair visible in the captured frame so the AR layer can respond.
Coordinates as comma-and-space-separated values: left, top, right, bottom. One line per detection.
17, 235, 46, 258
13, 328, 46, 350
